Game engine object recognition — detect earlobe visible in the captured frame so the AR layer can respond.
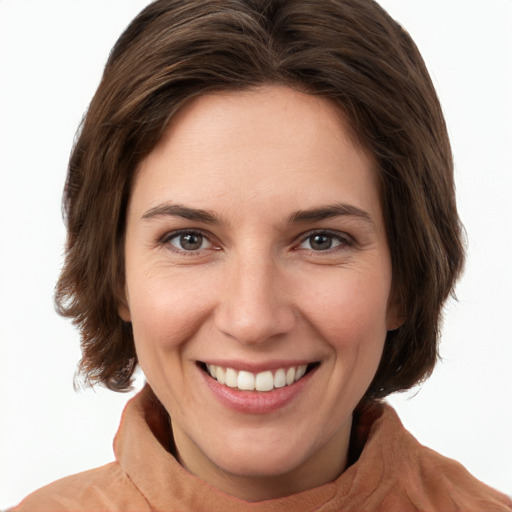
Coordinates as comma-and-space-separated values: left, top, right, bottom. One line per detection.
386, 303, 405, 331
117, 283, 131, 322
387, 316, 405, 331
118, 303, 132, 322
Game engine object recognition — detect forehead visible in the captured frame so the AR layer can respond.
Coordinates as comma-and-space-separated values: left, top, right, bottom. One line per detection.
150, 85, 366, 167
131, 85, 381, 225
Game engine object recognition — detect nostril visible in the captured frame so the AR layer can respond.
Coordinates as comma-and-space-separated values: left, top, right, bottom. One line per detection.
213, 287, 296, 345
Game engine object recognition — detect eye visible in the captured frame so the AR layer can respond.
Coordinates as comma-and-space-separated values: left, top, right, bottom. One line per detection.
164, 231, 213, 252
298, 231, 351, 251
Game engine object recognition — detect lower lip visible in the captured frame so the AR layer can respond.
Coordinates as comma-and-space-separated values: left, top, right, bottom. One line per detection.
200, 366, 317, 414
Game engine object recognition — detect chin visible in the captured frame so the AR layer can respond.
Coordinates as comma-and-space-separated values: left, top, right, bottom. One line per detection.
218, 450, 306, 479
198, 425, 324, 480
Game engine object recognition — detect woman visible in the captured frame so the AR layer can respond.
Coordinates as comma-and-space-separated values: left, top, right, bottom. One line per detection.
9, 0, 512, 510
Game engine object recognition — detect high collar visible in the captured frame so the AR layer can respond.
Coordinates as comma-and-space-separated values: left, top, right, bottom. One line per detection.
112, 385, 512, 512
113, 385, 390, 511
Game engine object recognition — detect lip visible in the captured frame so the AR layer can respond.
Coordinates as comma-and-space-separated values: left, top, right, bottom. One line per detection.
199, 361, 319, 414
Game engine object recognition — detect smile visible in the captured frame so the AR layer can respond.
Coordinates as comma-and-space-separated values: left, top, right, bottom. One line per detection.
203, 363, 315, 392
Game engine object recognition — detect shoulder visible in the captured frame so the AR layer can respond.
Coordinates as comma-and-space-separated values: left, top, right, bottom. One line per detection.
343, 402, 512, 512
10, 462, 151, 512
407, 441, 512, 512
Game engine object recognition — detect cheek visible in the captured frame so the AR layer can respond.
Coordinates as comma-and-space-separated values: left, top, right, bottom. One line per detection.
297, 268, 390, 393
300, 269, 391, 344
126, 272, 212, 397
127, 269, 215, 354
314, 281, 390, 402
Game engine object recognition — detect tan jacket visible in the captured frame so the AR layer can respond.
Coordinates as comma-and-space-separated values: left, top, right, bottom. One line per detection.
13, 386, 512, 511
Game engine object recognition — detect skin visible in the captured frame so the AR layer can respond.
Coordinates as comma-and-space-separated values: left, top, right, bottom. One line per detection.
120, 85, 400, 501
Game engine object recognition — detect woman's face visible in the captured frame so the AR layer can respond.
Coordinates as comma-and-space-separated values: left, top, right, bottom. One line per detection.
121, 85, 399, 499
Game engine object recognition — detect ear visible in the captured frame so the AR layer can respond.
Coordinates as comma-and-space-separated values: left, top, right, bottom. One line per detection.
118, 303, 131, 322
117, 282, 132, 322
386, 300, 405, 331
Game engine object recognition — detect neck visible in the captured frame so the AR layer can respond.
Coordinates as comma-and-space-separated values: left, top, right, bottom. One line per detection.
173, 418, 352, 502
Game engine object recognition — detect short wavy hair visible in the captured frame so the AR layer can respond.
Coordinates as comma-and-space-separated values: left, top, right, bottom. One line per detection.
56, 0, 465, 399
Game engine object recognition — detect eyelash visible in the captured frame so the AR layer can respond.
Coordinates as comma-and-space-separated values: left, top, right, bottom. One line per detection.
296, 230, 354, 252
158, 229, 354, 256
159, 229, 217, 255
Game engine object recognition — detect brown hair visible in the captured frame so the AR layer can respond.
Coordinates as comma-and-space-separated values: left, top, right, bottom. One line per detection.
55, 0, 465, 399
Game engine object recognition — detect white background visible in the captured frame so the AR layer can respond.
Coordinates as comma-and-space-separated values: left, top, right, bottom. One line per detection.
0, 0, 511, 508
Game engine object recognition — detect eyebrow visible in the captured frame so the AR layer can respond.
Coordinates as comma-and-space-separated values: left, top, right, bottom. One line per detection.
141, 201, 374, 228
141, 203, 221, 224
288, 203, 374, 227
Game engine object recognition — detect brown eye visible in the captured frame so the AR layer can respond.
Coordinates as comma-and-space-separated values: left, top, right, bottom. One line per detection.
298, 231, 351, 251
167, 232, 211, 251
309, 234, 333, 251
180, 233, 202, 250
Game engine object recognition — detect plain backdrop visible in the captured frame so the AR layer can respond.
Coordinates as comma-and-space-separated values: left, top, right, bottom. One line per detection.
1, 0, 511, 508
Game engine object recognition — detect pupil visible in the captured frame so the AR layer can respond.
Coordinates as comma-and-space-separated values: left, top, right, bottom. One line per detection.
180, 233, 202, 250
311, 234, 332, 250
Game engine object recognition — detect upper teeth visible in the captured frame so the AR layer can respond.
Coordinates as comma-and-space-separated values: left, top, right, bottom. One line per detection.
206, 364, 308, 392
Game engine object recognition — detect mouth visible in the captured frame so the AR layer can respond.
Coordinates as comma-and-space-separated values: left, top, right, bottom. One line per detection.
198, 362, 320, 392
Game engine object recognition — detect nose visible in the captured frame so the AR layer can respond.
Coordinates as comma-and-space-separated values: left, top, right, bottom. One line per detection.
214, 254, 296, 346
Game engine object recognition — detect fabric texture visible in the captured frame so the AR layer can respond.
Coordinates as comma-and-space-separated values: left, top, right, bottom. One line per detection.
12, 386, 512, 512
